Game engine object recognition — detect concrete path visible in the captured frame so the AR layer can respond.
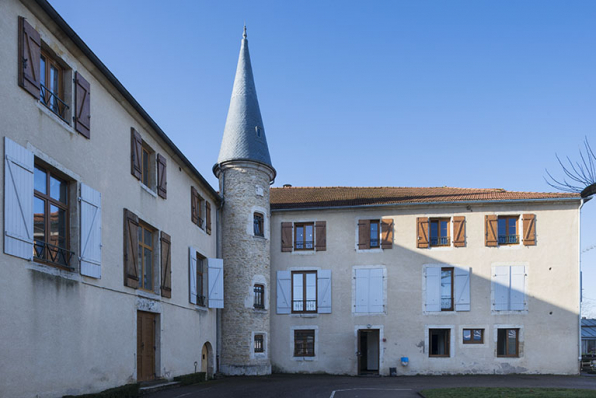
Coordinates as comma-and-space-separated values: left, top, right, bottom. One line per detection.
147, 373, 596, 398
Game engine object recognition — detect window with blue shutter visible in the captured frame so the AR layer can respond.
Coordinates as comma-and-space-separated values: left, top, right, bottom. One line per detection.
492, 265, 526, 311
80, 183, 101, 278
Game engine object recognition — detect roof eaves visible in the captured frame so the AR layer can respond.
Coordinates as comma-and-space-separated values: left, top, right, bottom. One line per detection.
33, 0, 221, 204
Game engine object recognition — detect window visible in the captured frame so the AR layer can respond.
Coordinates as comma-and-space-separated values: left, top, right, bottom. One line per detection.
498, 216, 519, 245
497, 328, 519, 357
369, 220, 380, 248
138, 223, 154, 291
425, 266, 470, 312
354, 268, 384, 313
292, 271, 317, 313
254, 213, 264, 237
40, 50, 67, 121
492, 266, 526, 311
430, 218, 450, 246
294, 222, 313, 250
254, 334, 264, 353
357, 219, 393, 250
463, 329, 484, 344
130, 128, 167, 199
33, 165, 72, 268
141, 144, 153, 188
294, 330, 315, 357
196, 253, 206, 306
254, 284, 265, 309
429, 329, 450, 357
191, 187, 204, 228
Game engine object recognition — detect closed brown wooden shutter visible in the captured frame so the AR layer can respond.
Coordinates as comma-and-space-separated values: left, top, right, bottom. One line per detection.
18, 17, 41, 98
452, 216, 466, 247
191, 187, 199, 224
485, 215, 498, 247
358, 220, 370, 250
281, 222, 293, 252
522, 214, 536, 246
381, 218, 394, 249
206, 201, 212, 235
131, 128, 142, 180
160, 232, 172, 298
315, 221, 326, 251
417, 217, 429, 248
123, 209, 139, 288
157, 154, 167, 199
74, 72, 91, 138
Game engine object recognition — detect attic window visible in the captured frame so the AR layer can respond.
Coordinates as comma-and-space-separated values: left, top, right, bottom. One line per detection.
255, 126, 262, 138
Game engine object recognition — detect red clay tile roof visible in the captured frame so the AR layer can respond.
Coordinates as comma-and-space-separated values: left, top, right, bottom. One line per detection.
270, 186, 579, 210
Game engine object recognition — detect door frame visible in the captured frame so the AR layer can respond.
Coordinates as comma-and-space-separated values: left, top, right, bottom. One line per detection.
356, 327, 381, 375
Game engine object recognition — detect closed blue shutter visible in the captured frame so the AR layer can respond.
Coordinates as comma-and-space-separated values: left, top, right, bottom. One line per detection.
208, 258, 224, 308
276, 271, 291, 314
510, 266, 526, 311
454, 267, 471, 311
189, 247, 197, 305
425, 267, 441, 312
317, 269, 332, 313
493, 266, 510, 311
369, 268, 384, 313
80, 183, 102, 278
355, 268, 369, 313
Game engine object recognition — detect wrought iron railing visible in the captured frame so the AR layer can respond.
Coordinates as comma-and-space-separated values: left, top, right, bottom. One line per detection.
40, 84, 69, 122
370, 238, 379, 247
441, 298, 453, 310
293, 299, 317, 312
430, 237, 450, 246
498, 234, 519, 244
295, 240, 314, 250
34, 241, 74, 269
198, 217, 204, 229
196, 295, 206, 307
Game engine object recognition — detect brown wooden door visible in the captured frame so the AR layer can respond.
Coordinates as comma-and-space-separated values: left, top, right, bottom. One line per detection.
137, 311, 156, 381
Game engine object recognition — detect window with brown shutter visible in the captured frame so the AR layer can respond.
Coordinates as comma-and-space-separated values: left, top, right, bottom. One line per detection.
18, 17, 41, 98
281, 222, 293, 252
452, 216, 466, 247
485, 215, 498, 247
160, 232, 171, 298
206, 201, 211, 235
74, 72, 91, 138
131, 128, 142, 180
381, 218, 394, 249
315, 221, 326, 251
417, 217, 429, 248
522, 214, 536, 246
358, 220, 370, 250
191, 187, 199, 225
123, 209, 139, 288
156, 154, 167, 199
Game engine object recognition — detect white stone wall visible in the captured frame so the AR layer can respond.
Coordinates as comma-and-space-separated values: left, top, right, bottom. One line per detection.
0, 1, 219, 396
270, 201, 581, 375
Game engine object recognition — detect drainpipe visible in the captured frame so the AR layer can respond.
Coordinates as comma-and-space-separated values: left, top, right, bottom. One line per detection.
215, 172, 225, 375
578, 197, 585, 369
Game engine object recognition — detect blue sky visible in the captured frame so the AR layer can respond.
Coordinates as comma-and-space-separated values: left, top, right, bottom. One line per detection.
48, 0, 596, 316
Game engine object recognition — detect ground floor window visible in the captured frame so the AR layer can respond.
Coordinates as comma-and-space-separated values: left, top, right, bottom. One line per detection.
497, 328, 519, 357
463, 329, 484, 344
254, 334, 264, 353
294, 329, 315, 357
429, 329, 450, 357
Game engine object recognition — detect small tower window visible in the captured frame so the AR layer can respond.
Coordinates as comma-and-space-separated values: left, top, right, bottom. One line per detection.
254, 334, 264, 353
254, 284, 265, 309
254, 213, 264, 237
255, 126, 262, 138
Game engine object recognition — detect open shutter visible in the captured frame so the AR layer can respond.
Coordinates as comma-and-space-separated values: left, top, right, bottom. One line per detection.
189, 247, 197, 305
485, 215, 498, 247
281, 222, 293, 252
276, 270, 291, 314
425, 267, 441, 312
454, 267, 471, 311
510, 266, 526, 310
156, 154, 167, 199
160, 232, 171, 298
4, 137, 34, 260
417, 217, 429, 248
74, 72, 91, 138
80, 183, 102, 278
191, 187, 199, 224
315, 221, 326, 251
355, 269, 369, 313
452, 216, 466, 247
206, 201, 212, 235
18, 17, 41, 98
492, 266, 510, 311
522, 214, 536, 246
317, 269, 332, 313
208, 258, 224, 308
131, 128, 142, 180
358, 220, 370, 250
369, 268, 384, 313
381, 218, 394, 249
123, 209, 139, 288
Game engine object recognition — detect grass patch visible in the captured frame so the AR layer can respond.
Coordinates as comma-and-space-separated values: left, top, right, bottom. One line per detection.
173, 372, 206, 386
63, 383, 139, 398
421, 387, 596, 398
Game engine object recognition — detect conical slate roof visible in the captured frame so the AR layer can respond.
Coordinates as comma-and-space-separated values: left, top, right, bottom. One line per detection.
215, 27, 273, 171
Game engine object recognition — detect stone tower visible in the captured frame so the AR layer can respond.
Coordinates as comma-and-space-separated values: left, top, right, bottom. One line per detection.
213, 27, 275, 376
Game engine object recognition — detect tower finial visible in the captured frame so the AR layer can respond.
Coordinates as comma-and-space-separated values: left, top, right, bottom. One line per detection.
243, 24, 247, 39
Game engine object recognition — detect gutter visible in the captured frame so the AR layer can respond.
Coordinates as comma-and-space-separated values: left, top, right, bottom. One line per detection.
33, 0, 221, 204
271, 196, 581, 213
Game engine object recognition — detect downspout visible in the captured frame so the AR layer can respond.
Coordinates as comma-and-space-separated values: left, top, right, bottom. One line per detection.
579, 197, 585, 370
215, 171, 225, 376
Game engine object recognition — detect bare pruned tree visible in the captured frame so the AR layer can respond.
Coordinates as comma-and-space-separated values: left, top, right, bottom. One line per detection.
546, 137, 596, 197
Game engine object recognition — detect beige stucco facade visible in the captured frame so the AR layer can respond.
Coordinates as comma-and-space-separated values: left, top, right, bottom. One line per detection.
270, 200, 581, 375
0, 1, 221, 396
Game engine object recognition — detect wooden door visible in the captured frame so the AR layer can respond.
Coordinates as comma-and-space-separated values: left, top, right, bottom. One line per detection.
137, 311, 156, 381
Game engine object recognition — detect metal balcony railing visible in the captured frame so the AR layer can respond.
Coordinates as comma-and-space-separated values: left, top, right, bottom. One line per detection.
40, 84, 69, 123
295, 240, 314, 250
430, 237, 450, 246
498, 234, 519, 244
34, 241, 74, 269
293, 299, 317, 312
196, 295, 206, 307
441, 298, 453, 310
